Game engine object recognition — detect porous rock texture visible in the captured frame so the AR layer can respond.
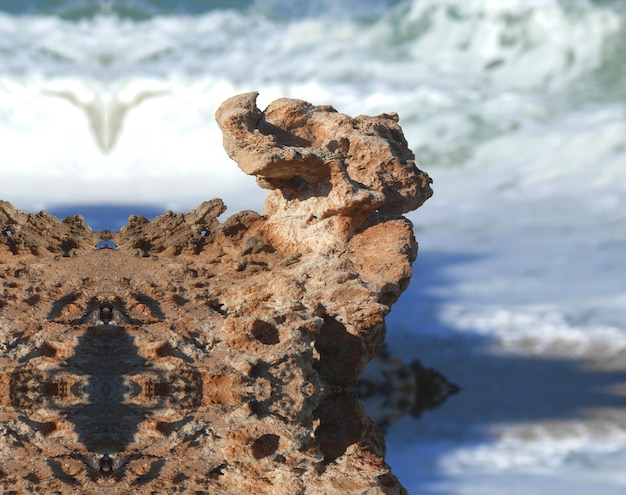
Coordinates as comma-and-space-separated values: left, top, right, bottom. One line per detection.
0, 93, 432, 494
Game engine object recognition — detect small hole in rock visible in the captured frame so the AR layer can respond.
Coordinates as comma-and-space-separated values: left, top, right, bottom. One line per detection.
24, 472, 39, 483
378, 473, 397, 487
41, 342, 57, 357
99, 305, 113, 324
42, 382, 60, 397
172, 294, 187, 306
41, 421, 57, 436
208, 463, 227, 479
172, 472, 188, 483
156, 422, 173, 436
251, 434, 280, 459
155, 343, 172, 357
250, 320, 280, 345
151, 381, 169, 397
378, 290, 397, 307
99, 455, 113, 473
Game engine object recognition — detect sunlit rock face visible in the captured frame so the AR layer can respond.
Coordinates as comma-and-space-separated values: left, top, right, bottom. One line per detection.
0, 93, 433, 494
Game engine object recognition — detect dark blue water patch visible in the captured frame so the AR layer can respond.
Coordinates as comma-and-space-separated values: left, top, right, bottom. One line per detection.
96, 240, 118, 249
48, 204, 165, 232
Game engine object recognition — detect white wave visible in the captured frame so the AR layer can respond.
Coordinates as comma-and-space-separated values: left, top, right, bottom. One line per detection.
0, 72, 264, 212
439, 304, 626, 365
0, 0, 624, 212
435, 413, 626, 495
398, 0, 622, 90
386, 407, 626, 494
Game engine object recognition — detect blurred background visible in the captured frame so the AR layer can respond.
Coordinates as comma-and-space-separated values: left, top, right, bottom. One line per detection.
1, 1, 626, 493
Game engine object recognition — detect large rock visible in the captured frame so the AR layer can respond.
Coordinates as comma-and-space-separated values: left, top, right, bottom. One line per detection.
216, 92, 432, 253
0, 93, 432, 494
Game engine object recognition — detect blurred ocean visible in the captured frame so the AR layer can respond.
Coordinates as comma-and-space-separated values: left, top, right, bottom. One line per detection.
1, 0, 626, 493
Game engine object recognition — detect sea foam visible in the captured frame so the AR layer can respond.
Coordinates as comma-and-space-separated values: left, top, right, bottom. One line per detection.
0, 0, 624, 211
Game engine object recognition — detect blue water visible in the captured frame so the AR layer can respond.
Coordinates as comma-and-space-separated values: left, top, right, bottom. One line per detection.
48, 204, 164, 231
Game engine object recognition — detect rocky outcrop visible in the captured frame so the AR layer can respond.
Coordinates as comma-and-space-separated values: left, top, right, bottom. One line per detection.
0, 93, 433, 494
216, 92, 432, 253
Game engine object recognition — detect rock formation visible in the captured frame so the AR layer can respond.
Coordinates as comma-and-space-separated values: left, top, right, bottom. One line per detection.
0, 93, 433, 494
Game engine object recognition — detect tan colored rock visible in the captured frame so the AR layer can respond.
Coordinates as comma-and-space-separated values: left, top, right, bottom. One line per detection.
216, 92, 432, 253
0, 93, 433, 494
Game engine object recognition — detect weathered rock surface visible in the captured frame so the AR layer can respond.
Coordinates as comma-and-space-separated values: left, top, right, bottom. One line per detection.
0, 93, 432, 494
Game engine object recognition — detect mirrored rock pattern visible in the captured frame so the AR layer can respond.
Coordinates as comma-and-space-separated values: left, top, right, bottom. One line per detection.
0, 93, 437, 494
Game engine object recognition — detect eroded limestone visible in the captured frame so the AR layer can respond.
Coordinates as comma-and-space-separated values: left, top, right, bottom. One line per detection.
0, 93, 433, 494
